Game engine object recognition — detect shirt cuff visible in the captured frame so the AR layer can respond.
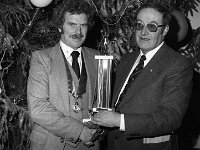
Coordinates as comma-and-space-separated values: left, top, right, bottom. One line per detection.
120, 114, 125, 131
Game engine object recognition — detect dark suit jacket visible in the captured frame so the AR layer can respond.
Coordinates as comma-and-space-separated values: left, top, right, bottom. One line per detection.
27, 43, 100, 150
108, 43, 193, 150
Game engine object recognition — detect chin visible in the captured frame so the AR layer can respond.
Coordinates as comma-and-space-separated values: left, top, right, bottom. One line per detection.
139, 45, 150, 50
71, 44, 82, 49
71, 41, 83, 47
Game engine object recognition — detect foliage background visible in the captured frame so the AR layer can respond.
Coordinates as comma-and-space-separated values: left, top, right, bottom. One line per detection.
0, 0, 200, 149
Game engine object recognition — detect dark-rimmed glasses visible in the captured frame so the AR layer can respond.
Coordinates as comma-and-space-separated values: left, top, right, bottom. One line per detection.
135, 22, 165, 32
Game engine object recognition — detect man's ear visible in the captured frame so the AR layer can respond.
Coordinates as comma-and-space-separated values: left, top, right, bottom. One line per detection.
58, 27, 64, 34
162, 25, 169, 36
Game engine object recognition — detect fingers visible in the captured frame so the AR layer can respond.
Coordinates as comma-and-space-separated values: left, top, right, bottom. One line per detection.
82, 140, 94, 147
90, 116, 102, 125
80, 127, 102, 147
79, 126, 94, 142
81, 139, 92, 146
90, 119, 99, 125
92, 110, 106, 119
90, 129, 97, 135
90, 111, 109, 125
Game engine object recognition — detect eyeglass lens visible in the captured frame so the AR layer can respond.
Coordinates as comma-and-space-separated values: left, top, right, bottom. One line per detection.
135, 22, 164, 32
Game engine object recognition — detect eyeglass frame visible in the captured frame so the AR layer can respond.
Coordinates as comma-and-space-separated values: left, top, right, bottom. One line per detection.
134, 21, 166, 32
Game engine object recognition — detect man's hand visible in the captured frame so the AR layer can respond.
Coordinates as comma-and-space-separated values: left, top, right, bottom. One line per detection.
91, 110, 121, 127
79, 126, 96, 146
84, 121, 104, 142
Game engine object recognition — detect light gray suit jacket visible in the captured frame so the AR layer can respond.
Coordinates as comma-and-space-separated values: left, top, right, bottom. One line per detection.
27, 43, 99, 150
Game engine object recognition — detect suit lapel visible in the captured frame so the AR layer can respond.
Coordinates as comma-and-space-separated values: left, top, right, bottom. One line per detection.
116, 45, 166, 109
81, 47, 98, 109
51, 44, 70, 111
112, 51, 139, 106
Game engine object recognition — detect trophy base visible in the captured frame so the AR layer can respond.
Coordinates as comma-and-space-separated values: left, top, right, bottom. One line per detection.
92, 107, 112, 112
82, 107, 112, 123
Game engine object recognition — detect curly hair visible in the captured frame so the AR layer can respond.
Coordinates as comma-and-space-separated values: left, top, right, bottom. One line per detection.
52, 0, 94, 29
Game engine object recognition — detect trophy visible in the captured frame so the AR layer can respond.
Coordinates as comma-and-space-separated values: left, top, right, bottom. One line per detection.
82, 55, 113, 147
82, 31, 113, 146
93, 55, 113, 112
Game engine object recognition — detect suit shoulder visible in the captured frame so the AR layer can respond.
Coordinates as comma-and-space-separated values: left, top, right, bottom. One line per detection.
161, 45, 193, 70
166, 46, 192, 63
32, 45, 57, 59
33, 47, 53, 55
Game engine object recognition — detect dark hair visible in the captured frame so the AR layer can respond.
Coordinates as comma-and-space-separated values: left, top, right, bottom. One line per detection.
52, 0, 94, 29
135, 2, 171, 26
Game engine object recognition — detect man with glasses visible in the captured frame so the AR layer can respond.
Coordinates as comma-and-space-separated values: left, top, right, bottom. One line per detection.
91, 2, 193, 150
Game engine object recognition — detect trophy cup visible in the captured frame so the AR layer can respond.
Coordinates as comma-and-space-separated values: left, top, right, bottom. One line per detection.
93, 55, 113, 112
82, 55, 113, 147
82, 31, 113, 146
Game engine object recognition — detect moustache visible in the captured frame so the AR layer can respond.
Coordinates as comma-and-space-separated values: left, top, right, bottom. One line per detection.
71, 34, 84, 39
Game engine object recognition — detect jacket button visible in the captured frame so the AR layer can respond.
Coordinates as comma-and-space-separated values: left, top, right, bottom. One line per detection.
60, 137, 64, 143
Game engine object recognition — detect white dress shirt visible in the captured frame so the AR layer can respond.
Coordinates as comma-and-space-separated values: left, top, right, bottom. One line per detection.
60, 40, 82, 73
118, 42, 164, 131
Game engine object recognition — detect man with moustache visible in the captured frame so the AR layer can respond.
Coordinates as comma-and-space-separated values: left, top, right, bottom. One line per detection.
27, 0, 100, 150
91, 2, 193, 150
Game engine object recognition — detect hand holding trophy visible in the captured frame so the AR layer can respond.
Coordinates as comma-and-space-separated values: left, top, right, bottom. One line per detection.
82, 54, 113, 147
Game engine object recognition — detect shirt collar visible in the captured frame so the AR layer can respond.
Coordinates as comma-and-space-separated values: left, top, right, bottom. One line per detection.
140, 42, 164, 66
60, 40, 82, 59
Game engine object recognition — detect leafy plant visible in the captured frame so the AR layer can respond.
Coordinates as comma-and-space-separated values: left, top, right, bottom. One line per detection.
87, 0, 200, 70
0, 0, 200, 149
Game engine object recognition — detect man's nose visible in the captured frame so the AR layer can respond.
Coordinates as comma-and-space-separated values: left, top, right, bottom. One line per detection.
141, 26, 149, 35
75, 25, 82, 34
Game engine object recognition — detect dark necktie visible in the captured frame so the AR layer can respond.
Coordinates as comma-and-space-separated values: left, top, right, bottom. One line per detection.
71, 51, 80, 79
115, 55, 146, 108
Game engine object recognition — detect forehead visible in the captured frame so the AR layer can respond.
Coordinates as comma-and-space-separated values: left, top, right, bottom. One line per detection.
137, 8, 163, 23
64, 12, 88, 24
